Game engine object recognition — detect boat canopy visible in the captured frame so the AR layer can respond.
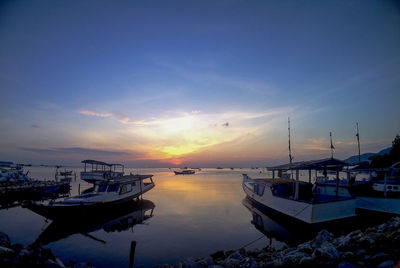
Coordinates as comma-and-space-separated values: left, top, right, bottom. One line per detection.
267, 158, 349, 171
82, 160, 112, 166
81, 160, 124, 172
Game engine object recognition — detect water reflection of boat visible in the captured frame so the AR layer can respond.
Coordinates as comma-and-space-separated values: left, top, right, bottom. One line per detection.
33, 199, 155, 246
242, 197, 315, 247
23, 176, 155, 220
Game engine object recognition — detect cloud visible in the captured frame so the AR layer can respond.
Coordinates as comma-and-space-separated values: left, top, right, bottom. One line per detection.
31, 124, 40, 128
302, 138, 330, 151
78, 110, 112, 117
19, 147, 130, 156
78, 109, 147, 125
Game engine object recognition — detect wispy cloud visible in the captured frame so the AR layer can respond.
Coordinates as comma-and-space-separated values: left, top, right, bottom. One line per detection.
156, 62, 275, 96
19, 147, 130, 156
78, 110, 112, 118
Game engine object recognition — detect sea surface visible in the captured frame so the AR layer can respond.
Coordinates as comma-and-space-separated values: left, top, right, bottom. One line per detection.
0, 167, 385, 267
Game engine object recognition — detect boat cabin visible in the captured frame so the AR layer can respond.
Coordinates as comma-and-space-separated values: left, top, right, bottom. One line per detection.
267, 158, 350, 200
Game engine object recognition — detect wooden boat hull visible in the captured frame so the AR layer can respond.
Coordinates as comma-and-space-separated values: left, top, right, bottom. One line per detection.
242, 175, 356, 224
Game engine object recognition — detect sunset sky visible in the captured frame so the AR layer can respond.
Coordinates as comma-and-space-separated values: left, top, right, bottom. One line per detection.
1, 0, 399, 167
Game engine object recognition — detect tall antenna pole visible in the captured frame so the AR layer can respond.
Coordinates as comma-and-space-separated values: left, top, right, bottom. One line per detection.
356, 122, 361, 163
288, 117, 293, 165
330, 132, 335, 159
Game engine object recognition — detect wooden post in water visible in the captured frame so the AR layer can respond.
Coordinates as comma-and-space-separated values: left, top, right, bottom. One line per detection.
78, 184, 80, 195
308, 169, 311, 183
129, 241, 137, 268
295, 169, 299, 200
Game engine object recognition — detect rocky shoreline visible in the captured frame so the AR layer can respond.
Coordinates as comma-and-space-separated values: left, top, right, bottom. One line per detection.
156, 217, 400, 268
0, 232, 93, 268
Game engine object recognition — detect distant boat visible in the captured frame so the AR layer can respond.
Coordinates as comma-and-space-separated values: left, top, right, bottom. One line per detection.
174, 169, 195, 175
242, 158, 356, 224
216, 167, 223, 169
23, 175, 155, 219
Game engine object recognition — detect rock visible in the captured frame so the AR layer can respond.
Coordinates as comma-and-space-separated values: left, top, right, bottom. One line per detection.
296, 241, 313, 254
341, 251, 355, 261
281, 251, 309, 266
0, 232, 11, 248
224, 250, 235, 258
312, 241, 339, 261
45, 259, 64, 268
355, 249, 366, 257
227, 251, 243, 261
0, 245, 14, 257
377, 260, 396, 268
173, 262, 183, 268
312, 230, 333, 248
225, 258, 240, 268
371, 253, 391, 264
299, 256, 312, 266
337, 262, 360, 268
191, 260, 207, 268
74, 262, 94, 268
210, 251, 225, 260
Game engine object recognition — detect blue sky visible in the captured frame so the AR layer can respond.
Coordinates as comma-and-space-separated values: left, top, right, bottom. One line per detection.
1, 0, 399, 167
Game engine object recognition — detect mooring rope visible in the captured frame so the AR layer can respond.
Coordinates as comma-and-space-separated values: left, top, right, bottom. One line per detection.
239, 235, 267, 249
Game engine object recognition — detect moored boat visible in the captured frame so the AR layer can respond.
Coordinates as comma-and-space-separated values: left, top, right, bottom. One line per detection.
242, 158, 356, 225
23, 175, 155, 220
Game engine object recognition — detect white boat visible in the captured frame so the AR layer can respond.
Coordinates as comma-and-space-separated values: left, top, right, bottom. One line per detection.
242, 158, 356, 225
23, 175, 155, 220
174, 169, 195, 175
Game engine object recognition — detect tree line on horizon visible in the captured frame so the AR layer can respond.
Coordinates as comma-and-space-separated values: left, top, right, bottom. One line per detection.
369, 134, 400, 168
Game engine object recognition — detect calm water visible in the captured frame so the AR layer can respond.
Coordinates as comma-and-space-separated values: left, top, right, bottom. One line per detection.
0, 167, 383, 267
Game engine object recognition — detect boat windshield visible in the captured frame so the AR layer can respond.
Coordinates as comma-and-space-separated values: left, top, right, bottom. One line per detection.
97, 185, 107, 192
107, 184, 120, 192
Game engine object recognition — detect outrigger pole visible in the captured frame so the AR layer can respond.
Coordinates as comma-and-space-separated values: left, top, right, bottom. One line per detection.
356, 122, 361, 164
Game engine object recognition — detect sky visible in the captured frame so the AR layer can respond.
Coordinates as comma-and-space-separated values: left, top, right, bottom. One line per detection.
0, 0, 399, 167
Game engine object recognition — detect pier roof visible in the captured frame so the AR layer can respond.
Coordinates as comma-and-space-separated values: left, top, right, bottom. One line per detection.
267, 158, 349, 171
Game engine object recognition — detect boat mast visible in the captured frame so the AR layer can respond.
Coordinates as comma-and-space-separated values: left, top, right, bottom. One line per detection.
356, 122, 361, 164
330, 132, 335, 159
288, 117, 293, 179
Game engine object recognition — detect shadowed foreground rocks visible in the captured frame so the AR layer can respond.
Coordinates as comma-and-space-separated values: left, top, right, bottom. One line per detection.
155, 217, 400, 268
0, 232, 93, 268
